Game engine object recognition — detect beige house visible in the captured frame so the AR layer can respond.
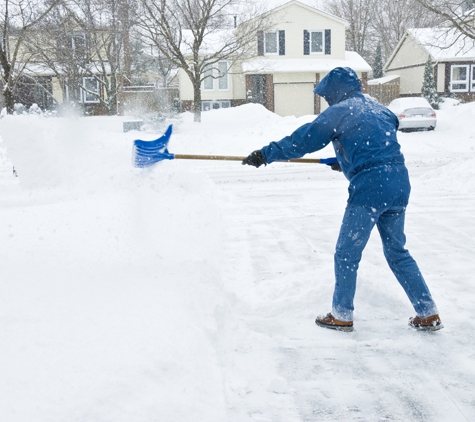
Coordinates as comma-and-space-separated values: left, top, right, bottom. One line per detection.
385, 27, 475, 103
179, 0, 371, 117
9, 27, 116, 115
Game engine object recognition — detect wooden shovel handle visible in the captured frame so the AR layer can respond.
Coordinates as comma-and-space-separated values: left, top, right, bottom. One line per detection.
173, 154, 322, 163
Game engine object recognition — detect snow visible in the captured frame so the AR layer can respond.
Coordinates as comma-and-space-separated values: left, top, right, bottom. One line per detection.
439, 97, 461, 109
242, 51, 371, 74
387, 97, 433, 114
1, 101, 475, 421
368, 75, 400, 85
409, 27, 475, 60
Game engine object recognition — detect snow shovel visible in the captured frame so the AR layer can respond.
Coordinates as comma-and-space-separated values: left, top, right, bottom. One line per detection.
133, 124, 338, 168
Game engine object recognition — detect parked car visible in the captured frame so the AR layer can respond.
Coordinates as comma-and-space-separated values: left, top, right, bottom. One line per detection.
387, 97, 437, 132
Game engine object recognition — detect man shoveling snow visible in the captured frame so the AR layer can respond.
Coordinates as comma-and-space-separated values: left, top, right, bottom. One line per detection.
242, 67, 442, 332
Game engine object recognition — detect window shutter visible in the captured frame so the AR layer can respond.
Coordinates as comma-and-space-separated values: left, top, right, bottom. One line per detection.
325, 29, 331, 55
303, 30, 310, 55
279, 30, 285, 55
257, 31, 264, 56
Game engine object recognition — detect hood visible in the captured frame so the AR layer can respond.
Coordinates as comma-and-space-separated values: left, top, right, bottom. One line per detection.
314, 67, 362, 106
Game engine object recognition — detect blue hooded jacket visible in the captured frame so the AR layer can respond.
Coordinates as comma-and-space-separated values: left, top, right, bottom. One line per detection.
261, 67, 410, 208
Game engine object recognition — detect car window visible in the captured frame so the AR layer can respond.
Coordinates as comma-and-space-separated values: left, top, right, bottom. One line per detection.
401, 107, 434, 116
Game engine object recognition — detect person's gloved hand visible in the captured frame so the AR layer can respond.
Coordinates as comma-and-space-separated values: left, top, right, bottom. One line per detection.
320, 157, 342, 172
330, 162, 342, 172
242, 150, 266, 168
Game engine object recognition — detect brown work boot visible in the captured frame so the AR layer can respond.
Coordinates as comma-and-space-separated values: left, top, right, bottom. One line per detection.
408, 314, 443, 331
315, 313, 354, 332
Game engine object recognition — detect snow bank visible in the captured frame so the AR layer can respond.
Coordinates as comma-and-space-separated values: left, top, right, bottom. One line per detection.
404, 101, 475, 194
170, 103, 317, 156
0, 115, 231, 421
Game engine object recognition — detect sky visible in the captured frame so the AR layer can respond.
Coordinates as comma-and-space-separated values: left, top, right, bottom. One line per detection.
266, 0, 322, 10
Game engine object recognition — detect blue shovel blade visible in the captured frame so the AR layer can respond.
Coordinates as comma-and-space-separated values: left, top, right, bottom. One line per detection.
133, 125, 174, 168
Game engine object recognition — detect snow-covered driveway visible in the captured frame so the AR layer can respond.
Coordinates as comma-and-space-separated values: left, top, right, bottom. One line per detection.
208, 158, 475, 421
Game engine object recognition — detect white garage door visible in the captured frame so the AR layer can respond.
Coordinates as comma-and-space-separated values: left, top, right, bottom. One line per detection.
274, 83, 315, 117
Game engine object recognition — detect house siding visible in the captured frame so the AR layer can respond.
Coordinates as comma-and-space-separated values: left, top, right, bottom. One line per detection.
256, 4, 345, 60
386, 66, 425, 95
387, 34, 428, 69
437, 63, 446, 92
385, 33, 429, 95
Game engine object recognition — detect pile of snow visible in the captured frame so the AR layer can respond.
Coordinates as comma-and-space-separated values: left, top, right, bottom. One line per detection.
438, 97, 461, 109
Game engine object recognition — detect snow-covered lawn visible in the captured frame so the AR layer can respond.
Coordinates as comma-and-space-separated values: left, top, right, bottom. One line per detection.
1, 103, 474, 421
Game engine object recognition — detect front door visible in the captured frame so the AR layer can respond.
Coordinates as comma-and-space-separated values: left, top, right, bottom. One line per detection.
250, 75, 266, 105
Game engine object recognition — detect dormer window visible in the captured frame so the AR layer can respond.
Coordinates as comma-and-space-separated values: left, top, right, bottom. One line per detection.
58, 32, 88, 60
304, 29, 331, 55
257, 30, 285, 56
310, 30, 324, 53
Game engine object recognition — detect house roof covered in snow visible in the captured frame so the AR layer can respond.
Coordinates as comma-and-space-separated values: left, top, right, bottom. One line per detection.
242, 51, 371, 74
367, 75, 400, 85
405, 28, 475, 61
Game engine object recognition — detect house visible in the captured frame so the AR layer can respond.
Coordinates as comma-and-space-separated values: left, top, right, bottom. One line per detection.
9, 23, 114, 115
7, 18, 138, 116
384, 27, 475, 103
179, 0, 371, 117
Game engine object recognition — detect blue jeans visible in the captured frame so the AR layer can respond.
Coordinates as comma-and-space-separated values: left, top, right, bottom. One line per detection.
332, 204, 438, 321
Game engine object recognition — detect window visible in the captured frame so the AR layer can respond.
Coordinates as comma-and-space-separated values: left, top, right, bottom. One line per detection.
82, 77, 100, 103
264, 31, 278, 54
472, 65, 475, 91
202, 100, 231, 111
310, 30, 324, 53
202, 61, 229, 91
258, 30, 285, 56
203, 64, 214, 90
450, 65, 469, 92
65, 82, 81, 102
304, 29, 331, 55
218, 61, 229, 90
72, 33, 87, 58
58, 32, 87, 60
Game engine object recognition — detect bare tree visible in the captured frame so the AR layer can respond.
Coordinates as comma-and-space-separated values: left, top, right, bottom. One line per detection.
371, 0, 444, 59
324, 0, 376, 60
414, 0, 475, 40
135, 0, 270, 122
0, 0, 60, 113
323, 0, 443, 71
77, 0, 125, 115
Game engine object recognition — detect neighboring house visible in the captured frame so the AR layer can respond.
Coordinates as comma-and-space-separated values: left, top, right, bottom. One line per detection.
14, 29, 112, 114
384, 27, 475, 103
179, 0, 371, 117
